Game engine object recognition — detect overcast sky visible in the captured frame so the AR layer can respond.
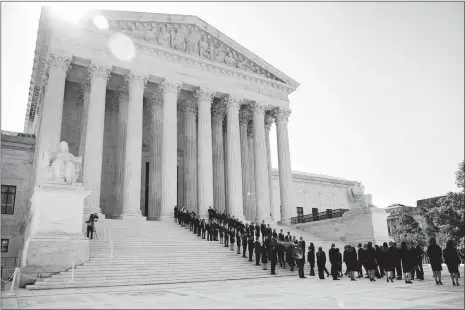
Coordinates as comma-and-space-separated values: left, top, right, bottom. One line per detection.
2, 1, 464, 208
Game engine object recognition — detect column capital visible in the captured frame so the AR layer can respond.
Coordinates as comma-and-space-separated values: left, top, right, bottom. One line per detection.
249, 101, 267, 116
211, 101, 226, 123
239, 106, 251, 126
265, 111, 274, 131
88, 62, 112, 83
148, 88, 164, 108
161, 79, 182, 96
181, 99, 197, 115
195, 88, 215, 105
223, 95, 243, 110
46, 52, 72, 73
247, 121, 254, 138
274, 107, 292, 124
116, 84, 129, 105
125, 71, 148, 90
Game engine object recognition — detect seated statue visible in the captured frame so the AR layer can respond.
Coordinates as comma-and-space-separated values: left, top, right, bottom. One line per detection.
47, 141, 82, 184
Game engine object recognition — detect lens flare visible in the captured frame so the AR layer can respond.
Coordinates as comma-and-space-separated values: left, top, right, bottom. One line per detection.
108, 33, 136, 62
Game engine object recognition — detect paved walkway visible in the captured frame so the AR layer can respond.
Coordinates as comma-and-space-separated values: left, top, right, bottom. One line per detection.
1, 266, 463, 309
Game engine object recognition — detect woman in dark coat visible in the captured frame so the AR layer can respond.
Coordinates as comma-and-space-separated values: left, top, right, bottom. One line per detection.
229, 229, 235, 251
443, 240, 461, 286
307, 243, 316, 276
345, 245, 358, 281
365, 242, 377, 282
427, 237, 443, 285
400, 241, 414, 284
316, 247, 328, 279
261, 243, 268, 270
382, 242, 394, 282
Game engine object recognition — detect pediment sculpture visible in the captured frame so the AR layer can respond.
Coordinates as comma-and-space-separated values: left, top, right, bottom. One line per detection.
110, 21, 284, 83
41, 141, 82, 185
347, 183, 365, 204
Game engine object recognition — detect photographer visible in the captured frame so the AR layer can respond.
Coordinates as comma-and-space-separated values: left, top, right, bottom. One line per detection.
85, 213, 99, 239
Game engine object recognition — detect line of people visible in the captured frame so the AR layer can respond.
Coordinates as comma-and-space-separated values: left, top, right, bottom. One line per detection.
174, 206, 462, 286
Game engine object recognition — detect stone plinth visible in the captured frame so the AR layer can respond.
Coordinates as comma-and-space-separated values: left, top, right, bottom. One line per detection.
295, 207, 391, 246
21, 183, 90, 271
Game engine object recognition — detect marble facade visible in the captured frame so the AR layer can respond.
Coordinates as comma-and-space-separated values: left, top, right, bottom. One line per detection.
24, 8, 299, 225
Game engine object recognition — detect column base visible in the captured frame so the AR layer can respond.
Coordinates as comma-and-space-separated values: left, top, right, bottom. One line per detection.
118, 209, 145, 221
158, 212, 173, 221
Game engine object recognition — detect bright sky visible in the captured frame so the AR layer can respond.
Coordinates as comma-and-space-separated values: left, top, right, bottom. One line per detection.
2, 1, 464, 208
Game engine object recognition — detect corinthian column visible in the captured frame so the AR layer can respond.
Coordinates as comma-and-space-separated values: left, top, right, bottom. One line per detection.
182, 99, 198, 213
82, 62, 112, 217
247, 122, 256, 222
114, 84, 129, 218
265, 111, 276, 222
223, 120, 229, 214
250, 102, 272, 222
147, 89, 163, 220
211, 101, 226, 212
275, 108, 293, 224
35, 52, 72, 184
77, 79, 90, 164
224, 95, 245, 221
160, 79, 181, 219
120, 71, 147, 220
239, 107, 250, 220
196, 88, 215, 218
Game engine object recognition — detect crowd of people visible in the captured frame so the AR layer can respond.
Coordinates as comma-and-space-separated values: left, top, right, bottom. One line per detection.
174, 206, 463, 286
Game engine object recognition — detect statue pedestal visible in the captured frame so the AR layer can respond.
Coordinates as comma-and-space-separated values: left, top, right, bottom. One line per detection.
21, 183, 90, 271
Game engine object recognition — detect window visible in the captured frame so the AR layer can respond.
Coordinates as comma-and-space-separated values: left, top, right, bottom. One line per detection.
1, 185, 16, 215
297, 207, 303, 218
1, 239, 9, 253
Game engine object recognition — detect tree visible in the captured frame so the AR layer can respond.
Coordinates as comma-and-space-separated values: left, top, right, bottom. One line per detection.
425, 160, 465, 246
392, 212, 427, 247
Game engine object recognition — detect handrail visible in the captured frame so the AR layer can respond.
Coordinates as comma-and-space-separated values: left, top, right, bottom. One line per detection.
290, 208, 349, 225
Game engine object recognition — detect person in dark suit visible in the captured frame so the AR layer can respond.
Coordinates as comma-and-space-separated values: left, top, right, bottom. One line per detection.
316, 247, 328, 279
365, 242, 377, 282
272, 229, 278, 239
295, 241, 306, 278
277, 242, 285, 268
260, 221, 266, 243
394, 242, 403, 280
329, 244, 339, 280
411, 241, 424, 280
400, 241, 414, 284
299, 237, 306, 274
236, 231, 241, 254
307, 243, 315, 276
261, 243, 268, 270
224, 226, 229, 247
443, 240, 461, 286
254, 238, 261, 266
278, 229, 285, 242
255, 224, 261, 241
284, 232, 291, 242
427, 237, 443, 285
286, 243, 295, 272
242, 233, 248, 258
247, 234, 255, 262
357, 243, 366, 278
345, 245, 358, 281
270, 241, 278, 275
374, 244, 383, 278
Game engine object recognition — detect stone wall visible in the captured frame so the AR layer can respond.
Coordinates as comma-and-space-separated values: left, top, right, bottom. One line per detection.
1, 134, 35, 279
295, 207, 391, 246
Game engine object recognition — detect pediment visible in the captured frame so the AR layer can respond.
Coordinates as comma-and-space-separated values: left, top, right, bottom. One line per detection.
82, 10, 299, 89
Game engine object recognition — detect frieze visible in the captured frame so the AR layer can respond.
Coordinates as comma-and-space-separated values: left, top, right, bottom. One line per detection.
236, 80, 288, 101
110, 20, 283, 83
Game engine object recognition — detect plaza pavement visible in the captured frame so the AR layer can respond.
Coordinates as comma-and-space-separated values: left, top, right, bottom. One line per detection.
1, 265, 463, 309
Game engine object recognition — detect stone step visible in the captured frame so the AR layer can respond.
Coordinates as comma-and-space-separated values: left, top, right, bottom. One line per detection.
33, 271, 293, 285
27, 273, 294, 290
70, 262, 259, 272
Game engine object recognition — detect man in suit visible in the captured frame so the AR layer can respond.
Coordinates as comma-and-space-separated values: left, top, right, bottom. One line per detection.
201, 219, 206, 239
299, 237, 306, 274
284, 232, 291, 242
329, 244, 339, 280
357, 243, 366, 278
412, 241, 424, 280
242, 233, 248, 257
278, 229, 285, 242
254, 238, 262, 266
260, 221, 266, 243
270, 239, 278, 275
316, 247, 328, 279
248, 234, 255, 262
255, 223, 261, 241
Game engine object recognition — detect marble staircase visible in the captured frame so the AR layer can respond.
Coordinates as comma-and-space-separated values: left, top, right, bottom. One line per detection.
25, 219, 306, 290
